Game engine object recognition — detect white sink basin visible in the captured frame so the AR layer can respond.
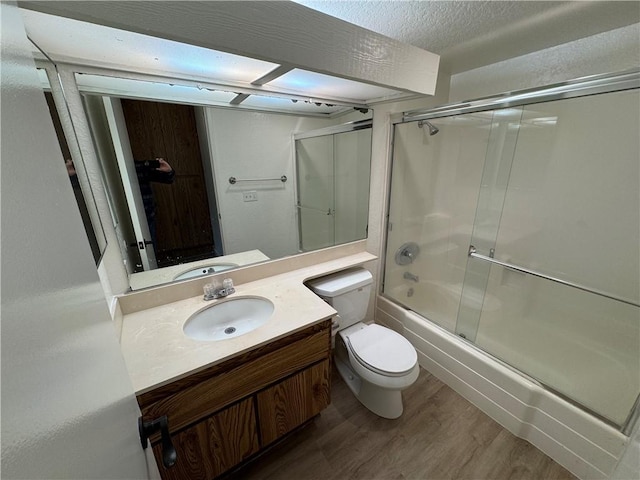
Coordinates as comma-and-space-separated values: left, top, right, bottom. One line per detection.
183, 297, 274, 341
173, 263, 237, 281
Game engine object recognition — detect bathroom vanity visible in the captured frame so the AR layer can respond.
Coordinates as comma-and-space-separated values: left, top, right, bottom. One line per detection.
139, 320, 331, 479
118, 251, 376, 479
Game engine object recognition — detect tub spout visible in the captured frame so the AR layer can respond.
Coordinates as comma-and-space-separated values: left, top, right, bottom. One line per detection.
403, 272, 419, 283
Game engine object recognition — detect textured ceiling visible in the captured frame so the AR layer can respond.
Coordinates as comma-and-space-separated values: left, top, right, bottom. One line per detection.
294, 1, 640, 73
21, 1, 639, 109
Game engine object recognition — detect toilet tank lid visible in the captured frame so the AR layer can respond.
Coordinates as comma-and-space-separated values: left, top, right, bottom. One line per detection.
307, 268, 373, 297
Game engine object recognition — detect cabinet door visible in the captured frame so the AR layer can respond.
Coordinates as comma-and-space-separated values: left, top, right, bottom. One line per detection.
154, 397, 259, 480
257, 359, 330, 446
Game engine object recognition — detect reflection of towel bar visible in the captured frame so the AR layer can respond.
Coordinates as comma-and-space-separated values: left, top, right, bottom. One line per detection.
229, 175, 287, 184
468, 245, 640, 308
296, 204, 334, 215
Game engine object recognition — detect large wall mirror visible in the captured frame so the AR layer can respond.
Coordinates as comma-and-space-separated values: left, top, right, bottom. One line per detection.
20, 6, 391, 293
74, 73, 373, 290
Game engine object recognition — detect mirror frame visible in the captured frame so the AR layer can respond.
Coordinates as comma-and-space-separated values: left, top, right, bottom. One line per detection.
36, 62, 108, 265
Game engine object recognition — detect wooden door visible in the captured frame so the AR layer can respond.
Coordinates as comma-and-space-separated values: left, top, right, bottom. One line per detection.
153, 397, 259, 480
257, 359, 331, 446
121, 99, 215, 267
104, 97, 159, 270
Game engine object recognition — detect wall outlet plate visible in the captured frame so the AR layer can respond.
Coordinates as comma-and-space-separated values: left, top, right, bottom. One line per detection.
243, 191, 258, 202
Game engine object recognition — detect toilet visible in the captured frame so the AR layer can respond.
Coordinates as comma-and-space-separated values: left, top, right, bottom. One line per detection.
308, 268, 419, 419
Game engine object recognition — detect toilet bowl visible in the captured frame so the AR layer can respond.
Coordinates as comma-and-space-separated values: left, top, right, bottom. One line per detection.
307, 268, 419, 419
335, 322, 419, 418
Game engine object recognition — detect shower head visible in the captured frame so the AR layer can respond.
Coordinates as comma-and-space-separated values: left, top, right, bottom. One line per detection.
418, 120, 439, 136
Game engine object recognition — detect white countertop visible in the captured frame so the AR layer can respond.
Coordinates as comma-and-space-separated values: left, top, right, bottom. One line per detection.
120, 252, 376, 395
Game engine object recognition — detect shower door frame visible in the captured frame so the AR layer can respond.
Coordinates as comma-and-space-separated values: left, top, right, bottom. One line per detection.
382, 68, 640, 434
293, 119, 373, 252
401, 68, 639, 123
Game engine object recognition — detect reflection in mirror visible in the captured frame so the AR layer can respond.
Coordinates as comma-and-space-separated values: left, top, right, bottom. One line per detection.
77, 75, 373, 290
295, 125, 372, 251
38, 69, 104, 265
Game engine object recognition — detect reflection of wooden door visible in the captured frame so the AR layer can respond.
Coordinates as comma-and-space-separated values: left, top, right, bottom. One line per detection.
121, 99, 214, 266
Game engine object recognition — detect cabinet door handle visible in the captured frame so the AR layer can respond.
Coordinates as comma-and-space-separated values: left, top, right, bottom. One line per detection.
138, 415, 177, 468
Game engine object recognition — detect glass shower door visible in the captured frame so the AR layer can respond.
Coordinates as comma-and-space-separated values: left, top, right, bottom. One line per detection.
455, 107, 523, 340
295, 126, 372, 252
383, 111, 495, 332
457, 89, 640, 426
333, 128, 371, 245
384, 85, 639, 429
295, 134, 336, 251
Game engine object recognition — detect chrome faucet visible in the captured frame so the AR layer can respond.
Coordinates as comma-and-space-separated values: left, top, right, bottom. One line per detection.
203, 278, 235, 300
403, 272, 419, 283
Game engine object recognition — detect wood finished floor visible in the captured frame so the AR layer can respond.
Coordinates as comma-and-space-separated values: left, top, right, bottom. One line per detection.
234, 366, 576, 480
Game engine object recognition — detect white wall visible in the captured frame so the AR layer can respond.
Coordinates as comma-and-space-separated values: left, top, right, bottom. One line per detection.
205, 108, 333, 258
0, 4, 155, 478
449, 23, 640, 102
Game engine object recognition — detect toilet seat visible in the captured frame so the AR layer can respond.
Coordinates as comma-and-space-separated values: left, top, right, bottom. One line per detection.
344, 324, 417, 377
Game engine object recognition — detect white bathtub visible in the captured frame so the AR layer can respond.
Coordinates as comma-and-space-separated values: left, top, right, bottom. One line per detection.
376, 295, 629, 479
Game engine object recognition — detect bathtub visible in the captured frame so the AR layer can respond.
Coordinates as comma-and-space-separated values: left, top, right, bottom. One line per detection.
376, 295, 628, 479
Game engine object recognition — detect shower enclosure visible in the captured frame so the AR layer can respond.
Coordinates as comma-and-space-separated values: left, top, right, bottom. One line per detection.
294, 121, 372, 251
383, 71, 639, 431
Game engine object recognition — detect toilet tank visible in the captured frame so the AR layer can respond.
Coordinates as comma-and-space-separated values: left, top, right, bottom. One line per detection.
307, 268, 373, 330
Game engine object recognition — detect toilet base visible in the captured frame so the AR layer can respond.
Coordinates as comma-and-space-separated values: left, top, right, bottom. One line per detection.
335, 356, 405, 419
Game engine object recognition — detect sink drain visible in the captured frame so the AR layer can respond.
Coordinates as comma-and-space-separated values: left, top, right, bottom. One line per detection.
224, 326, 237, 335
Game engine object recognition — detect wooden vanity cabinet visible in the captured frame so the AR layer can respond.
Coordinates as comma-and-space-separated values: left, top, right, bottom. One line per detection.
257, 360, 331, 445
138, 320, 331, 480
152, 397, 260, 480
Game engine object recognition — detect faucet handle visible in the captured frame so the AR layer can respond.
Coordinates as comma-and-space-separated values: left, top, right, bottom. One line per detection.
203, 283, 217, 300
395, 242, 420, 265
203, 279, 235, 300
223, 278, 235, 294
